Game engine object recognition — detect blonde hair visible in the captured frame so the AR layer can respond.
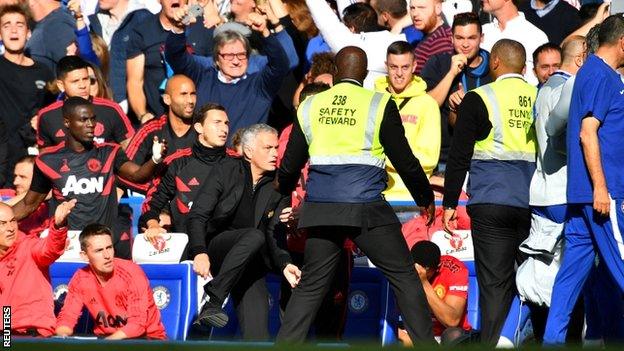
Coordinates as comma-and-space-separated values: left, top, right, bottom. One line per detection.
90, 33, 110, 79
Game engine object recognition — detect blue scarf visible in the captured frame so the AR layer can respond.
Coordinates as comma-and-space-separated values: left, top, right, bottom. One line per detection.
460, 49, 490, 93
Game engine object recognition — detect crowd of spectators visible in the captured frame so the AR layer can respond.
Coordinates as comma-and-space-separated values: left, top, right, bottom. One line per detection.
1, 0, 622, 346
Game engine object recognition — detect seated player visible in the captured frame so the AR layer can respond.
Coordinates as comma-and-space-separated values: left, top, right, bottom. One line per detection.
55, 223, 167, 340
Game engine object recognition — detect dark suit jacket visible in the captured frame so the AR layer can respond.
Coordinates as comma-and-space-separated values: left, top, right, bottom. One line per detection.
186, 157, 291, 272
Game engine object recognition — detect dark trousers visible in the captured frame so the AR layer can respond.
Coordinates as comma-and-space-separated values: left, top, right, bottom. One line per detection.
467, 204, 531, 345
276, 224, 434, 344
279, 249, 352, 340
204, 228, 269, 340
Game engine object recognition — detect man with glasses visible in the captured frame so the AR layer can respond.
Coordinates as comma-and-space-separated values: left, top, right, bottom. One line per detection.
165, 6, 290, 145
36, 55, 134, 149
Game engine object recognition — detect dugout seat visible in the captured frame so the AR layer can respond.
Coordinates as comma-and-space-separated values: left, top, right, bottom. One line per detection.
40, 230, 83, 262
132, 233, 188, 263
463, 261, 480, 330
140, 262, 198, 340
343, 266, 398, 345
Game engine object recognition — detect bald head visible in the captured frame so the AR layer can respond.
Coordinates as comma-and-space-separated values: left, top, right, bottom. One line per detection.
0, 203, 17, 251
490, 39, 526, 76
561, 36, 586, 64
164, 75, 195, 95
335, 46, 368, 83
0, 203, 12, 215
163, 74, 197, 120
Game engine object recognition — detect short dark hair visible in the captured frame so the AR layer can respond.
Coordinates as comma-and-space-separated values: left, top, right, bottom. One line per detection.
79, 223, 113, 251
532, 42, 562, 65
586, 24, 601, 54
299, 82, 330, 104
62, 96, 92, 119
491, 39, 526, 73
15, 155, 35, 165
387, 40, 414, 56
410, 240, 441, 269
598, 14, 624, 47
343, 3, 380, 33
309, 52, 337, 80
373, 0, 407, 18
193, 103, 227, 125
0, 4, 30, 29
452, 12, 482, 34
56, 55, 89, 79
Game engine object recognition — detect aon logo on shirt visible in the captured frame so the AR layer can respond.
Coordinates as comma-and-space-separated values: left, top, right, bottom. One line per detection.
61, 175, 104, 196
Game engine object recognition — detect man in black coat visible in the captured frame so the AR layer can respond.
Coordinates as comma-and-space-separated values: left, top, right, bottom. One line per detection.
186, 123, 300, 340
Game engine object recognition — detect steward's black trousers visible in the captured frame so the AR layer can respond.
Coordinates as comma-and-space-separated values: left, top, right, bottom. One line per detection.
204, 228, 269, 340
276, 223, 434, 344
467, 204, 531, 345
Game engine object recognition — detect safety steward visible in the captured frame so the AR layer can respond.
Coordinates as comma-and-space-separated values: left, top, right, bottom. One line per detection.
442, 38, 538, 345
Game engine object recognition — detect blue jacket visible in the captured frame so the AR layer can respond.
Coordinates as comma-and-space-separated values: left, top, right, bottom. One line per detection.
89, 9, 153, 103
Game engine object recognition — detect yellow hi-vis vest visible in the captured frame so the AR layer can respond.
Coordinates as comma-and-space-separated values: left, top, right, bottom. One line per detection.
297, 82, 391, 202
472, 76, 537, 162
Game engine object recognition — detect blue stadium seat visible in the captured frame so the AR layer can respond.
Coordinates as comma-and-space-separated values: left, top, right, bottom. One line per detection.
463, 261, 480, 330
140, 262, 198, 340
343, 266, 398, 345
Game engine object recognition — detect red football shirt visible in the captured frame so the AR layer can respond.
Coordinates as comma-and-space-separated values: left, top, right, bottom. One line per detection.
430, 255, 472, 336
56, 258, 167, 339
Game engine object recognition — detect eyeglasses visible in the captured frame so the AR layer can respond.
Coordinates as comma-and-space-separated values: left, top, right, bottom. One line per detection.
89, 76, 97, 85
218, 52, 247, 61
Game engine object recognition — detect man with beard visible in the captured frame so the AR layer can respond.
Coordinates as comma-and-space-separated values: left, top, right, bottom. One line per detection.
410, 0, 453, 76
121, 75, 197, 193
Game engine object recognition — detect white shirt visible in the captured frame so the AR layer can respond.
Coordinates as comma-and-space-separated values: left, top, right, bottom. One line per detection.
482, 12, 548, 86
442, 0, 473, 26
306, 0, 406, 89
